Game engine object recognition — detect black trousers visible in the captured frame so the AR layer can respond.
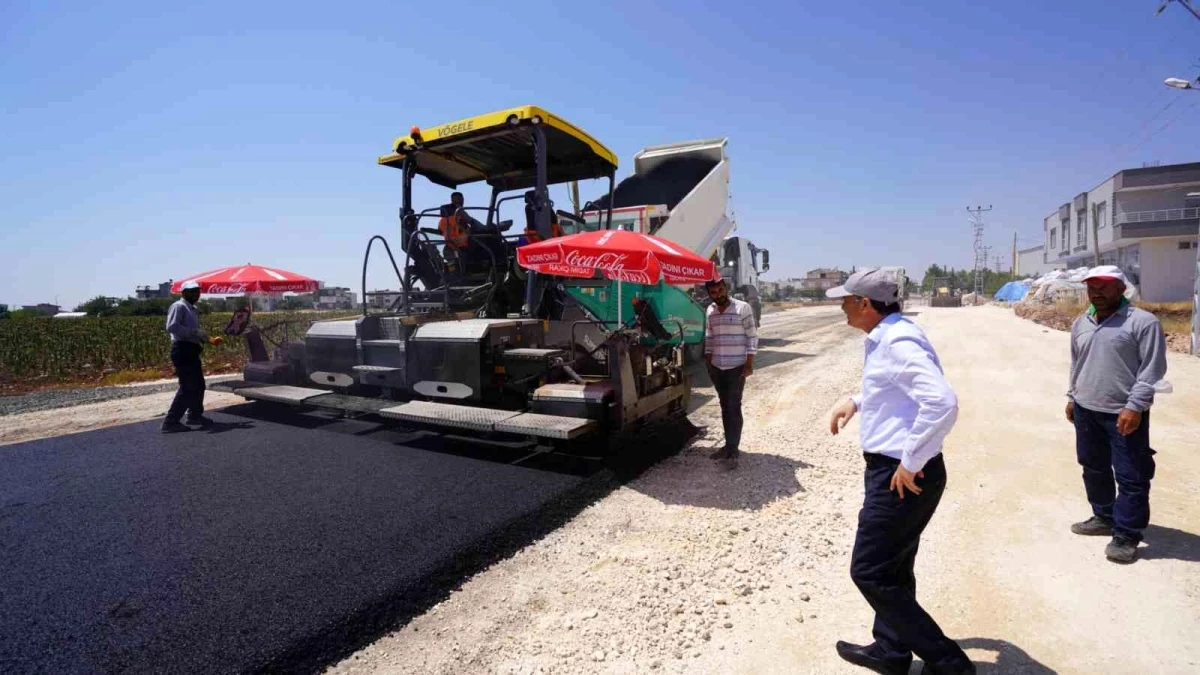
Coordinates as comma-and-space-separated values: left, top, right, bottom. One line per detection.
850, 453, 971, 669
166, 342, 205, 423
707, 364, 746, 454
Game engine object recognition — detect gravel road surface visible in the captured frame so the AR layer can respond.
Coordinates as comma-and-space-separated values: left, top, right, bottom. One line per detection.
329, 305, 1200, 675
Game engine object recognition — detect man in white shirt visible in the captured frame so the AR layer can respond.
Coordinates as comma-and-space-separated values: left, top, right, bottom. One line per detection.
826, 269, 974, 675
162, 281, 222, 433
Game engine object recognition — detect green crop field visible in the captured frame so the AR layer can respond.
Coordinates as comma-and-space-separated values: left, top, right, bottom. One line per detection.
0, 311, 355, 382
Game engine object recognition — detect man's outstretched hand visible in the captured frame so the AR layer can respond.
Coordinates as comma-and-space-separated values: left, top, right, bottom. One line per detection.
829, 399, 857, 435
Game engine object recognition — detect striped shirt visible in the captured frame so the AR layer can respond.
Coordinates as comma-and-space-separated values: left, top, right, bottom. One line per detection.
704, 298, 758, 370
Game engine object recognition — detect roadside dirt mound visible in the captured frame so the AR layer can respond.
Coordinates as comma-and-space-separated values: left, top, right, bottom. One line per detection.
1013, 303, 1076, 332
1014, 303, 1192, 353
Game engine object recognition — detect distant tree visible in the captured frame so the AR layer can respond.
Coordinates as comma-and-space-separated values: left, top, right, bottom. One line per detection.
114, 297, 176, 316
8, 308, 42, 319
279, 296, 309, 311
0, 304, 8, 320
75, 295, 119, 317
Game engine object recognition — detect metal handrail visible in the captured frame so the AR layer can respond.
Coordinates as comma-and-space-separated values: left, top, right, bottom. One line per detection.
1116, 207, 1200, 224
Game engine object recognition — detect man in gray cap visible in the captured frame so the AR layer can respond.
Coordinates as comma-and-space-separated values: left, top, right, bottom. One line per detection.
826, 269, 974, 675
1066, 265, 1167, 564
162, 281, 221, 433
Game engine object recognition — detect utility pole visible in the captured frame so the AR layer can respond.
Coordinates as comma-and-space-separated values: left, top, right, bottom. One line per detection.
1012, 231, 1018, 277
570, 181, 581, 217
968, 206, 993, 297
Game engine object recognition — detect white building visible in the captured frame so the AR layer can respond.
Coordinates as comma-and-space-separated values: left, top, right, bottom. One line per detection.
1041, 162, 1200, 302
1016, 245, 1065, 277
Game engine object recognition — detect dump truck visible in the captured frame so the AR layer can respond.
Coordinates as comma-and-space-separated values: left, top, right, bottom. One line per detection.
212, 106, 695, 454
555, 139, 770, 362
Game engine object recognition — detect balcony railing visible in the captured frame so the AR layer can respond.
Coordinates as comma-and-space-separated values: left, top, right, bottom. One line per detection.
1116, 207, 1200, 224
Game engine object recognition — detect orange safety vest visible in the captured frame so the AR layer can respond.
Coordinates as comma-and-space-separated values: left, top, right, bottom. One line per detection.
525, 219, 564, 244
438, 214, 469, 250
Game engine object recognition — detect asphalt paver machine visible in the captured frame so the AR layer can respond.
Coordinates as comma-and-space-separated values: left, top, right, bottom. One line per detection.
214, 106, 695, 454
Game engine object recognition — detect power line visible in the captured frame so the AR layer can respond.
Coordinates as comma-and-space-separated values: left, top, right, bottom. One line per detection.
1123, 98, 1200, 157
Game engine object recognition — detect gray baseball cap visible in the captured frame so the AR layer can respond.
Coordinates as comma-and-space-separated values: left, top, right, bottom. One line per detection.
825, 268, 900, 304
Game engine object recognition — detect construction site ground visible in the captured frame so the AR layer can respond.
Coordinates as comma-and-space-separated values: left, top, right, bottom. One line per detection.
1, 305, 1197, 674
332, 305, 1200, 675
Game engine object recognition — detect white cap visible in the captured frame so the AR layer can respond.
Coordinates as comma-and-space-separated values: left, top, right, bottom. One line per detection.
181, 281, 201, 291
1082, 265, 1129, 286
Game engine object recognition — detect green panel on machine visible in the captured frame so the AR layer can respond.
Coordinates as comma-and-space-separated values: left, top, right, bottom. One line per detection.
563, 280, 705, 346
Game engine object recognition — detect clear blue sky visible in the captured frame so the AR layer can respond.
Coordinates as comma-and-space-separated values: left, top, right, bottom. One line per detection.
4, 1, 1199, 309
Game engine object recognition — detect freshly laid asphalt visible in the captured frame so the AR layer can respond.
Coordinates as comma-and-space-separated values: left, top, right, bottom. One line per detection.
0, 407, 596, 674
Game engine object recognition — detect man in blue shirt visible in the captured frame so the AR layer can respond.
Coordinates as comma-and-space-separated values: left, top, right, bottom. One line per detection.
162, 281, 221, 433
827, 269, 974, 675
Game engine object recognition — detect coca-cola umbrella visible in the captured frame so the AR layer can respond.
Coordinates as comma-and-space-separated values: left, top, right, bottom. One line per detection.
516, 229, 717, 326
170, 264, 319, 296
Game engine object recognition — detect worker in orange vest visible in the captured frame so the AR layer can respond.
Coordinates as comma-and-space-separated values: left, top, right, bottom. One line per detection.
438, 192, 472, 251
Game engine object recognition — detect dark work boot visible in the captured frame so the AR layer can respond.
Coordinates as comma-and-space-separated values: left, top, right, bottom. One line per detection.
1105, 535, 1139, 564
185, 416, 215, 428
160, 420, 190, 434
1070, 515, 1114, 536
835, 641, 912, 675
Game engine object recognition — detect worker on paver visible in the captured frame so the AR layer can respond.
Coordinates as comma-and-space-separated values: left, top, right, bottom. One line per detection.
827, 269, 975, 675
703, 277, 756, 471
1066, 265, 1167, 564
161, 281, 222, 433
438, 192, 473, 251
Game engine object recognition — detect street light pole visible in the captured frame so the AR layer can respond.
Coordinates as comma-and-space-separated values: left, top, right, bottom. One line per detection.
1163, 76, 1200, 355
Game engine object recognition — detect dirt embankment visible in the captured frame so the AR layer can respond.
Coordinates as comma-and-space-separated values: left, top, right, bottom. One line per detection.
1014, 302, 1193, 353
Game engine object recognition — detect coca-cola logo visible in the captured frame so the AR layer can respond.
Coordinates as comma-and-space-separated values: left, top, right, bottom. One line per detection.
564, 250, 630, 271
204, 284, 248, 294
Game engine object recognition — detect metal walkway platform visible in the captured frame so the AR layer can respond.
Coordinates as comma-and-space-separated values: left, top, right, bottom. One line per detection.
217, 381, 598, 440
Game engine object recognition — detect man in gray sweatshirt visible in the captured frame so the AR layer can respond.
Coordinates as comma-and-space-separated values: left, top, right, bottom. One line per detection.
1066, 266, 1167, 564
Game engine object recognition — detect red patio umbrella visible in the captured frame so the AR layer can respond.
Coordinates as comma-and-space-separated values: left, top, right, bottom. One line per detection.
170, 264, 319, 295
516, 229, 717, 285
517, 229, 717, 326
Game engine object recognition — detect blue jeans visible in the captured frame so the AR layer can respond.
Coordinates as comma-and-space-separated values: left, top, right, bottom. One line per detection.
1073, 404, 1156, 541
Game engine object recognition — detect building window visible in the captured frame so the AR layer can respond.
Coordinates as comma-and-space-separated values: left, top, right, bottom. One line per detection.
1063, 222, 1070, 251
1181, 241, 1195, 250
1050, 228, 1057, 249
1096, 202, 1107, 228
1077, 210, 1087, 249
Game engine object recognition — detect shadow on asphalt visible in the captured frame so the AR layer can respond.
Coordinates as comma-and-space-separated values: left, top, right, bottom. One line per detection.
944, 637, 1058, 674
1139, 524, 1200, 562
